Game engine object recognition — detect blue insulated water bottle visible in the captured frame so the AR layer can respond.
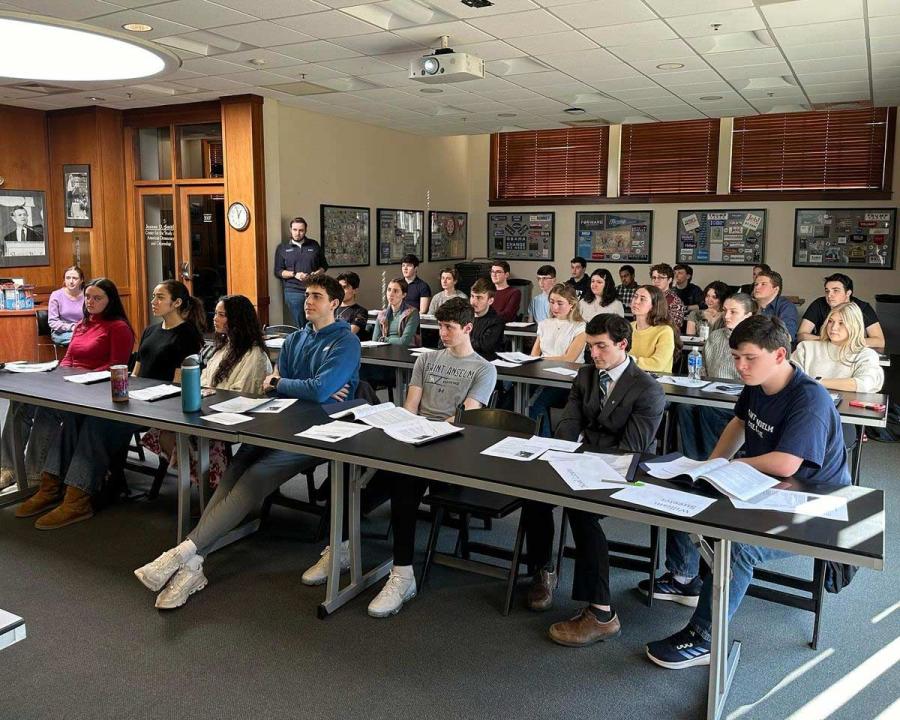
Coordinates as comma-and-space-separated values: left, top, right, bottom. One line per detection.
181, 354, 202, 413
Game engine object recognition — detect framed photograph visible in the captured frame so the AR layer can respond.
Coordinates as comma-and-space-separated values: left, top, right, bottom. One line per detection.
793, 208, 895, 270
0, 189, 48, 268
63, 164, 92, 228
321, 204, 370, 267
487, 211, 554, 261
377, 208, 425, 265
428, 210, 468, 262
575, 211, 652, 263
676, 209, 765, 266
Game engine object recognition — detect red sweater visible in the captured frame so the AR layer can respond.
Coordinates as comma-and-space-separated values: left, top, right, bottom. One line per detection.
61, 317, 134, 371
492, 285, 522, 323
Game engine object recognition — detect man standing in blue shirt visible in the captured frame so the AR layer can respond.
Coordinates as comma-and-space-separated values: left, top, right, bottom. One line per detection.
274, 216, 328, 327
753, 269, 798, 342
527, 264, 556, 323
644, 315, 849, 668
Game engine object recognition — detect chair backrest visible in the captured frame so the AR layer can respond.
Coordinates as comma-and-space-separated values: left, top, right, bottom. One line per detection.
265, 324, 299, 335
454, 406, 539, 435
355, 380, 381, 405
35, 309, 51, 337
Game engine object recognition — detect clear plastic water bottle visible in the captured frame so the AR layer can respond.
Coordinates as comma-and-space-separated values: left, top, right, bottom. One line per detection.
698, 320, 710, 341
688, 347, 703, 380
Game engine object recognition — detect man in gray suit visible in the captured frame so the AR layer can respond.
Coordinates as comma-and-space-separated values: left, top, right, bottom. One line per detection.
521, 314, 666, 644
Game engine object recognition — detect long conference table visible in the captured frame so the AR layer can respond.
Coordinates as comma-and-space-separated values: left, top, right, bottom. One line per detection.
0, 367, 887, 720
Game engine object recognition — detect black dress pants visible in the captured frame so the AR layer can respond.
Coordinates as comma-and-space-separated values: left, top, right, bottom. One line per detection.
568, 509, 611, 605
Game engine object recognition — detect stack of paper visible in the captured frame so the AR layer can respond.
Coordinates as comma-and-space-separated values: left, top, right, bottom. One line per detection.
548, 453, 630, 491
409, 347, 438, 355
611, 484, 717, 518
656, 375, 709, 388
130, 384, 181, 401
4, 360, 59, 373
202, 413, 254, 425
296, 421, 373, 443
545, 366, 579, 378
481, 436, 581, 462
383, 418, 461, 445
63, 370, 111, 384
495, 351, 541, 365
731, 489, 849, 521
265, 337, 286, 350
360, 340, 389, 347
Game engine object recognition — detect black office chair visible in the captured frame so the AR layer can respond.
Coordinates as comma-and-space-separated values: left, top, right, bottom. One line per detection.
34, 309, 64, 361
419, 406, 540, 615
264, 324, 299, 335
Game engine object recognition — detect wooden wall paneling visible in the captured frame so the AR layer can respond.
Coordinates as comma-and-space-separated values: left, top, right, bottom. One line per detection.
221, 95, 269, 324
94, 108, 129, 294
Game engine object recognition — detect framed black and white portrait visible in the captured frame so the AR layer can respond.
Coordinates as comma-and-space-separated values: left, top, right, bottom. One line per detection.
0, 189, 48, 268
63, 164, 92, 228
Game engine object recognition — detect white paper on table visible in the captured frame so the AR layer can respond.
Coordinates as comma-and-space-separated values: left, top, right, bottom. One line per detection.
505, 321, 533, 327
528, 436, 581, 453
210, 396, 271, 413
550, 456, 627, 491
481, 436, 553, 462
545, 366, 579, 378
543, 451, 636, 480
611, 484, 716, 518
420, 314, 436, 321
265, 337, 285, 349
409, 347, 438, 354
295, 420, 373, 443
63, 370, 111, 384
731, 489, 849, 521
201, 412, 254, 425
496, 351, 540, 364
252, 398, 296, 414
656, 375, 709, 388
359, 406, 419, 429
329, 402, 395, 420
680, 336, 703, 343
644, 455, 718, 480
491, 359, 520, 368
703, 382, 743, 396
382, 418, 459, 444
360, 340, 389, 347
4, 360, 59, 373
129, 384, 180, 401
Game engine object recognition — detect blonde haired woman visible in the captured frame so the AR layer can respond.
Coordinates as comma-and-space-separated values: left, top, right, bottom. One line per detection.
792, 302, 884, 393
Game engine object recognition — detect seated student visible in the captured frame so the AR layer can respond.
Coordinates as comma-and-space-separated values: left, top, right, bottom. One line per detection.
142, 295, 272, 488
365, 298, 496, 618
522, 315, 666, 616
528, 284, 587, 437
469, 278, 505, 361
428, 267, 466, 314
673, 263, 704, 312
5, 278, 134, 499
48, 265, 85, 345
527, 264, 556, 323
18, 281, 204, 529
753, 269, 798, 342
792, 302, 884, 394
579, 268, 624, 322
336, 271, 369, 336
135, 275, 361, 610
738, 263, 771, 295
401, 254, 431, 313
490, 260, 522, 322
644, 315, 850, 669
616, 264, 639, 309
373, 277, 419, 346
676, 293, 756, 460
685, 281, 730, 336
650, 263, 686, 331
566, 256, 591, 298
797, 273, 885, 350
629, 285, 678, 373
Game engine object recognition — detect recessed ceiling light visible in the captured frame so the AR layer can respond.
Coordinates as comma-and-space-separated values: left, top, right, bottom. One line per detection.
247, 58, 267, 66
87, 96, 105, 101
699, 95, 723, 101
563, 107, 586, 115
123, 23, 153, 33
0, 14, 177, 81
497, 112, 517, 117
420, 87, 443, 93
656, 62, 685, 70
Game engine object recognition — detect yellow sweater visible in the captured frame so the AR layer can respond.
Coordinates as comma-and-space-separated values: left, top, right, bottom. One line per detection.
629, 322, 674, 373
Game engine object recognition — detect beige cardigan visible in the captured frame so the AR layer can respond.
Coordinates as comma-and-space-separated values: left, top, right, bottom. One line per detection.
201, 345, 272, 393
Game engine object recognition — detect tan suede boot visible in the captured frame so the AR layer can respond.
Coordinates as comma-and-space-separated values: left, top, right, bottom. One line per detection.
0, 467, 15, 490
34, 486, 94, 530
15, 472, 63, 518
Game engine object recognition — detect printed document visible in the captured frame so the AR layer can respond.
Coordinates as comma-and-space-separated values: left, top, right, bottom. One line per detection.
496, 351, 541, 365
382, 418, 461, 445
643, 456, 779, 501
550, 454, 629, 491
545, 366, 579, 378
63, 370, 111, 384
210, 396, 272, 413
611, 484, 716, 518
656, 375, 709, 388
129, 384, 181, 401
731, 489, 849, 521
296, 421, 373, 443
201, 412, 254, 425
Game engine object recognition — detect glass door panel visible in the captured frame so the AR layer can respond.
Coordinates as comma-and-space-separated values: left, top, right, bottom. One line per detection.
181, 191, 226, 327
140, 192, 175, 324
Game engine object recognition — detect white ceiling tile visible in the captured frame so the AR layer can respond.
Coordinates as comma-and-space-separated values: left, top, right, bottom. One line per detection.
422, 0, 539, 19
566, 66, 646, 83
611, 39, 699, 63
551, 0, 655, 28
274, 10, 381, 37
467, 9, 570, 39
451, 40, 528, 61
649, 69, 723, 86
868, 0, 900, 17
716, 63, 792, 81
181, 56, 248, 75
211, 0, 330, 19
780, 40, 868, 61
628, 56, 712, 75
772, 20, 865, 46
792, 56, 868, 73
632, 97, 694, 109
737, 84, 805, 99
82, 10, 193, 39
804, 81, 870, 96
871, 50, 900, 69
318, 56, 400, 74
643, 0, 753, 16
392, 21, 493, 46
807, 91, 871, 102
213, 48, 306, 70
332, 32, 424, 54
608, 87, 676, 101
666, 7, 765, 38
504, 97, 569, 112
144, 1, 255, 28
207, 21, 314, 46
536, 48, 625, 73
704, 48, 785, 69
869, 16, 900, 37
795, 68, 869, 85
186, 76, 253, 91
760, 0, 861, 28
218, 68, 299, 84
589, 76, 661, 92
509, 70, 572, 89
358, 71, 421, 88
340, 1, 455, 30
273, 40, 362, 61
688, 30, 776, 55
508, 31, 598, 56
649, 108, 706, 120
5, 0, 121, 20
582, 20, 676, 48
486, 58, 552, 76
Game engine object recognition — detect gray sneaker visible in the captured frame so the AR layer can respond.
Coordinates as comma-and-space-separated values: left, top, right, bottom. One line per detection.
135, 548, 186, 592
155, 556, 207, 610
367, 568, 416, 618
301, 542, 350, 586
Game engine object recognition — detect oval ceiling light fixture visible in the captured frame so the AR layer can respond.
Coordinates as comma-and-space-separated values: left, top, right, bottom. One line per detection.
0, 11, 180, 82
123, 23, 153, 32
656, 62, 685, 70
563, 107, 586, 115
699, 95, 723, 101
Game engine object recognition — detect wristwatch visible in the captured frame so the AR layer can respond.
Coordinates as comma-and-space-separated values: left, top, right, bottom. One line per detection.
268, 376, 279, 390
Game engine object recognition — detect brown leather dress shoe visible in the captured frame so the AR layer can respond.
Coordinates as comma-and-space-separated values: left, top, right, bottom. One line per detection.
548, 607, 621, 647
15, 472, 62, 518
34, 486, 94, 530
527, 569, 557, 611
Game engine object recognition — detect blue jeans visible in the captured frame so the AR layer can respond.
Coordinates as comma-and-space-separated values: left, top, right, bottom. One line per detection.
677, 405, 734, 460
59, 415, 140, 494
1, 402, 35, 475
284, 290, 306, 328
528, 386, 570, 437
690, 542, 792, 641
664, 529, 702, 578
50, 329, 73, 345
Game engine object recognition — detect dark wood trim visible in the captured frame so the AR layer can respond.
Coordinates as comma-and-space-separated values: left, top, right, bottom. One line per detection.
220, 94, 264, 107
123, 101, 221, 128
489, 190, 894, 207
883, 107, 897, 195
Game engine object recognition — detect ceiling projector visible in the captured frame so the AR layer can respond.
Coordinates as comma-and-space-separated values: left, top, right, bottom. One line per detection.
409, 48, 484, 83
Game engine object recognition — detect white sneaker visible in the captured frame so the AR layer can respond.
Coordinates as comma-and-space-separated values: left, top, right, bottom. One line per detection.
155, 556, 207, 610
367, 567, 416, 618
301, 541, 350, 586
134, 540, 196, 592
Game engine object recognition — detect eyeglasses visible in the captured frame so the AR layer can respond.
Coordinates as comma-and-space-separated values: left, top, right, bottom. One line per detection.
650, 274, 667, 280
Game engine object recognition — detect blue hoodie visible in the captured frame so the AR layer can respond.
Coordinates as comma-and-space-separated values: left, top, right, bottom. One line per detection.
276, 320, 360, 403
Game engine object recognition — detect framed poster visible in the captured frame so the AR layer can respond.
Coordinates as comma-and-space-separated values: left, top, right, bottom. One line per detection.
676, 209, 765, 266
377, 208, 424, 265
63, 164, 92, 228
321, 204, 370, 268
487, 212, 554, 261
793, 208, 895, 269
0, 189, 48, 268
575, 211, 652, 263
428, 210, 467, 262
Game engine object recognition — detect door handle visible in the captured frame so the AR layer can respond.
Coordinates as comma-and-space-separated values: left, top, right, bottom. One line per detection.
181, 261, 191, 281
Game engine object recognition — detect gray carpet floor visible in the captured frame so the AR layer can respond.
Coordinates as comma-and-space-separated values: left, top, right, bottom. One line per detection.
1, 411, 897, 719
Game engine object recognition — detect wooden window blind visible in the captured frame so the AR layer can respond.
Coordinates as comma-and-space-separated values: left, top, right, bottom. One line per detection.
491, 127, 608, 201
731, 108, 890, 192
620, 118, 720, 195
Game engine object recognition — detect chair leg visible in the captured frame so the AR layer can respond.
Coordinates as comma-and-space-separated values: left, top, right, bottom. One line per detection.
147, 458, 169, 500
133, 432, 146, 463
556, 509, 569, 576
811, 559, 827, 650
504, 513, 527, 616
646, 526, 660, 608
421, 506, 445, 588
459, 513, 471, 560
